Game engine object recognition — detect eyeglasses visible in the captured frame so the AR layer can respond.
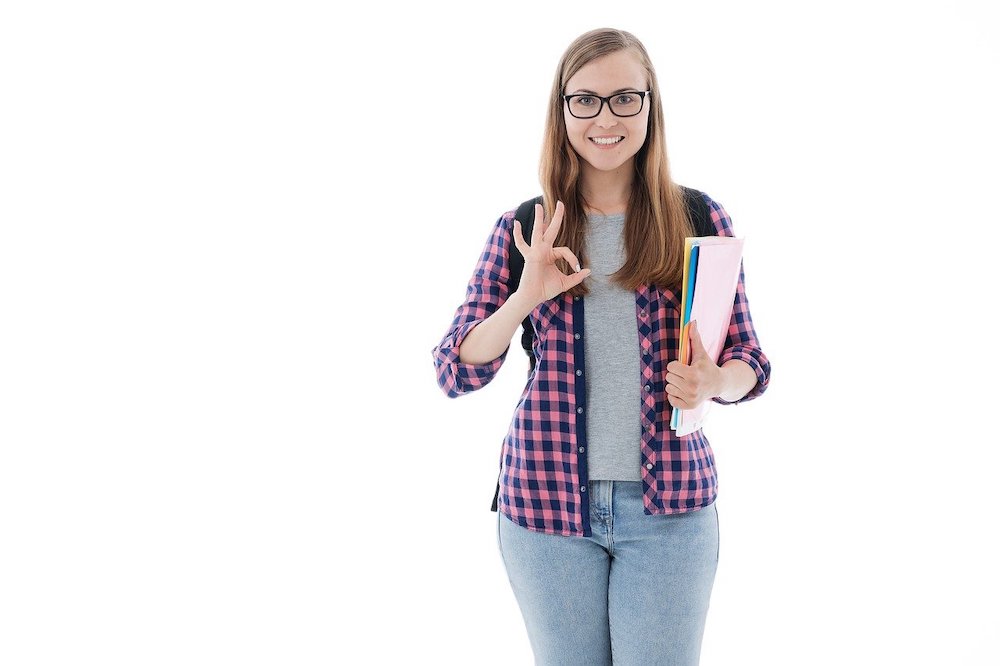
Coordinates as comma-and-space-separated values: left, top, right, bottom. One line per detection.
562, 90, 651, 119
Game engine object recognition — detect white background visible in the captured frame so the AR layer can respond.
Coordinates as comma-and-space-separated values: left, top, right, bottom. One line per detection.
2, 1, 998, 664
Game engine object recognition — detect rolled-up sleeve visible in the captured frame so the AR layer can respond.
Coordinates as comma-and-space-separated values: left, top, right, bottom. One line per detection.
431, 212, 514, 398
703, 195, 771, 405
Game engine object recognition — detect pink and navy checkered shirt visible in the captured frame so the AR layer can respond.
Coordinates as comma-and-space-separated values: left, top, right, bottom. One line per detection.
431, 192, 770, 537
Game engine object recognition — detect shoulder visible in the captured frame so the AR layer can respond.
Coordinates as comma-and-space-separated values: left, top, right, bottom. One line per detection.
500, 195, 544, 226
488, 199, 535, 241
680, 186, 735, 237
678, 185, 722, 213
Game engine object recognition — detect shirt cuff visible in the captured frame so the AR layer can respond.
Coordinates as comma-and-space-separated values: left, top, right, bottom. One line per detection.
435, 320, 507, 396
712, 347, 769, 405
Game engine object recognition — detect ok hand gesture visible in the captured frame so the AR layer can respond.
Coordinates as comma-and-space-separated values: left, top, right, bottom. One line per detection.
511, 200, 591, 309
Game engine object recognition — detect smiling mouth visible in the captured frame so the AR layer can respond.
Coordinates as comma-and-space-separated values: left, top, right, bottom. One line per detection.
589, 136, 624, 145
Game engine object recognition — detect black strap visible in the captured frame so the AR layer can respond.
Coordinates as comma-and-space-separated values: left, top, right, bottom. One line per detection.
508, 197, 543, 377
491, 474, 501, 512
491, 186, 715, 512
682, 186, 715, 237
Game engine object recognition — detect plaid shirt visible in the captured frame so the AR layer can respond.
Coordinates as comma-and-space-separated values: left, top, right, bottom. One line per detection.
431, 192, 770, 537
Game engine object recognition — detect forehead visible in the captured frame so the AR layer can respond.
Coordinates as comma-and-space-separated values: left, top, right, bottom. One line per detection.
565, 49, 647, 94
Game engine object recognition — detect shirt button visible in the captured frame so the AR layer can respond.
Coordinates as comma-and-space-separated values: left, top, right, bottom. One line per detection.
579, 446, 585, 453
575, 333, 581, 339
640, 311, 647, 319
580, 485, 587, 492
646, 462, 653, 470
576, 369, 582, 376
577, 406, 584, 413
574, 296, 580, 301
644, 384, 651, 391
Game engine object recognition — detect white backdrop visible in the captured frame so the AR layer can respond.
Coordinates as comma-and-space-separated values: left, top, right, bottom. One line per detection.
2, 1, 998, 664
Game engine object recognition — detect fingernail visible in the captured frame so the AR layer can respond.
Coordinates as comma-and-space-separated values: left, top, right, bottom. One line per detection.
575, 263, 581, 272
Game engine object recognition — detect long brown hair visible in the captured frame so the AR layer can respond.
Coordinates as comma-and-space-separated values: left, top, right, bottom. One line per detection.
538, 28, 694, 298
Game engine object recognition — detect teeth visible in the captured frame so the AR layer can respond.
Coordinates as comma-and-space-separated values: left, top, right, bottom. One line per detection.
591, 136, 623, 145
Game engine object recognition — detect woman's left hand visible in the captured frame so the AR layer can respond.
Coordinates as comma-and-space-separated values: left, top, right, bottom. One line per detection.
665, 320, 723, 410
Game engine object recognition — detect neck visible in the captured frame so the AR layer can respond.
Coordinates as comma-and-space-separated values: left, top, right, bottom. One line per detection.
580, 158, 634, 214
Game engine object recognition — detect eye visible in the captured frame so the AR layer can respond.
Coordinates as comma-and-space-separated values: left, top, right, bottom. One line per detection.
615, 94, 636, 104
576, 95, 597, 106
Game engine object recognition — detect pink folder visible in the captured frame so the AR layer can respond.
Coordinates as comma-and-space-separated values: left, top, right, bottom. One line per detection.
674, 237, 744, 436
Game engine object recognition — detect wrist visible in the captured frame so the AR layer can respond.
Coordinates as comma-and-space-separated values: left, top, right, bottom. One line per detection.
507, 290, 539, 318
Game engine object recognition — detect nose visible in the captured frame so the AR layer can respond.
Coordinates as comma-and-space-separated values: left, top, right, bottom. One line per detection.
595, 101, 618, 128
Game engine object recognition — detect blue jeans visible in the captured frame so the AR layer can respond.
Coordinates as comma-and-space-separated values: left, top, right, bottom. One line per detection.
496, 479, 719, 665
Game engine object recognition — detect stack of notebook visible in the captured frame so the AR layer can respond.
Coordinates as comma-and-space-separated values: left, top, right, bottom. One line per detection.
670, 235, 745, 436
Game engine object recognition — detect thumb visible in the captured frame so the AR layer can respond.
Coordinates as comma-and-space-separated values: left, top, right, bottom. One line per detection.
689, 320, 707, 360
568, 267, 591, 288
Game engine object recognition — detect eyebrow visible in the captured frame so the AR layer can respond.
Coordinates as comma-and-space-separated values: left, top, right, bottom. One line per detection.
568, 87, 643, 95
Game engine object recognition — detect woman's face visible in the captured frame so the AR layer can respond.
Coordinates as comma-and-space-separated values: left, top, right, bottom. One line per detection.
563, 49, 650, 178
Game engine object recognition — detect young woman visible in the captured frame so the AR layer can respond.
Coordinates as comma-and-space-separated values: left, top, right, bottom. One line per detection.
431, 27, 771, 665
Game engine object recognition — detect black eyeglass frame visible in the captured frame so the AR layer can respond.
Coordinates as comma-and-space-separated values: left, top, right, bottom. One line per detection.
561, 90, 652, 119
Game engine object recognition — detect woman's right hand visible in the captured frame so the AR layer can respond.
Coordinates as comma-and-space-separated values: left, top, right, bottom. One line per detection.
511, 200, 591, 309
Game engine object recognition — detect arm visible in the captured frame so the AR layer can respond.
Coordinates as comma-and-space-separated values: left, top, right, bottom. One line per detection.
715, 359, 761, 403
703, 194, 772, 405
458, 291, 536, 364
431, 211, 523, 398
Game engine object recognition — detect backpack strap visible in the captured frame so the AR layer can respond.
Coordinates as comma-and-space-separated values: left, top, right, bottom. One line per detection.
508, 196, 544, 376
682, 186, 715, 237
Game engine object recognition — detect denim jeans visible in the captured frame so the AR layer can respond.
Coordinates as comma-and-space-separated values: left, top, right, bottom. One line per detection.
496, 479, 719, 666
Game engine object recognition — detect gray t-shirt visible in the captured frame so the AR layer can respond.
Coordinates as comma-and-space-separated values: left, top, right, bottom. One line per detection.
583, 212, 642, 481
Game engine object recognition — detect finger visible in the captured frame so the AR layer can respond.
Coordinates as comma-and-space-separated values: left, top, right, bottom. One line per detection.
666, 360, 690, 379
667, 393, 691, 409
665, 372, 687, 391
667, 394, 690, 410
565, 267, 591, 289
542, 200, 565, 243
552, 246, 581, 271
512, 220, 528, 254
689, 320, 708, 355
531, 204, 545, 246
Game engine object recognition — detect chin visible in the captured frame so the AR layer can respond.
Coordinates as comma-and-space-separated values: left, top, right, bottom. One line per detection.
586, 153, 634, 172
